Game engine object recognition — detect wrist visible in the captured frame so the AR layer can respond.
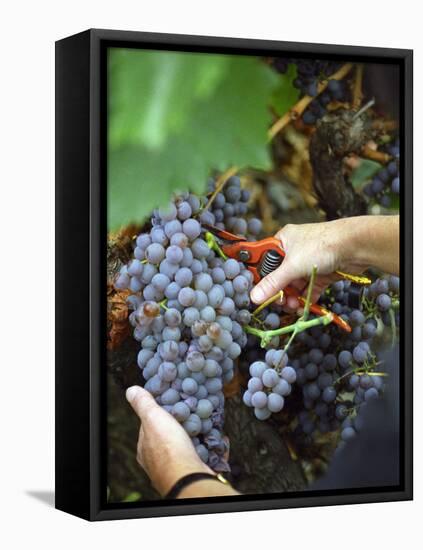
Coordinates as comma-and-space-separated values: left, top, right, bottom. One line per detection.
331, 216, 370, 272
153, 459, 213, 497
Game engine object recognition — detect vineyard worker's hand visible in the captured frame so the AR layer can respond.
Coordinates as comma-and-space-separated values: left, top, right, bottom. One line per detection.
250, 215, 399, 309
126, 385, 239, 498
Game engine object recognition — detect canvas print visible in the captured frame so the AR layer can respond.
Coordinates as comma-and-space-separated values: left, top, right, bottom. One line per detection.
106, 48, 401, 503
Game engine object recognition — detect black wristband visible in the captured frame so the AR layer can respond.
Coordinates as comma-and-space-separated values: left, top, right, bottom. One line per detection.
165, 472, 228, 500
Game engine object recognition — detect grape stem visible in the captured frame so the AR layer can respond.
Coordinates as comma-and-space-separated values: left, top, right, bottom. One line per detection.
252, 290, 284, 318
244, 313, 333, 349
245, 266, 334, 352
205, 231, 228, 260
389, 307, 397, 348
302, 264, 317, 322
352, 63, 364, 111
203, 166, 239, 211
159, 299, 168, 311
268, 63, 354, 140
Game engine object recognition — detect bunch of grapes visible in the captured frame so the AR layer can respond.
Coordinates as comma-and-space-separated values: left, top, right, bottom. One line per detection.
270, 58, 350, 126
288, 274, 399, 449
363, 139, 400, 208
203, 177, 262, 237
242, 350, 297, 420
114, 176, 266, 471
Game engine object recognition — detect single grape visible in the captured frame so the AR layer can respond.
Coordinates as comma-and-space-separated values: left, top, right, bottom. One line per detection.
322, 386, 337, 403
146, 242, 165, 264
172, 401, 191, 422
352, 345, 368, 364
183, 414, 202, 436
281, 366, 296, 384
208, 285, 225, 307
196, 399, 214, 419
178, 287, 196, 307
254, 407, 272, 420
248, 377, 263, 393
186, 351, 205, 372
267, 393, 285, 413
233, 275, 249, 293
182, 377, 199, 395
192, 238, 210, 259
182, 218, 201, 240
195, 273, 213, 292
200, 306, 216, 323
164, 219, 182, 239
376, 293, 392, 311
251, 391, 268, 409
243, 390, 253, 407
183, 307, 200, 327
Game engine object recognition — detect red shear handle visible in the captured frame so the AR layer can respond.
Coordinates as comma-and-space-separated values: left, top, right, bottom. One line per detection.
284, 287, 351, 333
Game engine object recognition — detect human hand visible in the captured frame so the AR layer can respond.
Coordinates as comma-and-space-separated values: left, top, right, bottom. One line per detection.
250, 219, 368, 310
125, 386, 213, 496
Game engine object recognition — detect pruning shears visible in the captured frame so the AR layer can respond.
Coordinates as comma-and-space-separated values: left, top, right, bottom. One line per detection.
203, 224, 369, 333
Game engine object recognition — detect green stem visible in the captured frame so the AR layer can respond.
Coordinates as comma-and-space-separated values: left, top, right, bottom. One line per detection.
159, 298, 168, 311
302, 265, 317, 321
389, 307, 397, 348
205, 232, 228, 260
244, 313, 333, 348
252, 290, 284, 319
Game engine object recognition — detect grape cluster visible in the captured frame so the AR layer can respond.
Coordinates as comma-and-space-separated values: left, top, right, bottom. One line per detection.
203, 175, 262, 238
286, 274, 399, 448
242, 349, 297, 420
271, 58, 350, 126
363, 139, 400, 208
115, 178, 261, 471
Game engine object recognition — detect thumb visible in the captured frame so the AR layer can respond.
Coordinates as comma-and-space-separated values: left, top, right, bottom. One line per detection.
250, 259, 297, 304
126, 385, 158, 422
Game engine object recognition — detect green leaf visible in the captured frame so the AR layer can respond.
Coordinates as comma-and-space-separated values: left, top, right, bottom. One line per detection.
109, 48, 230, 151
351, 159, 382, 189
269, 63, 299, 117
108, 53, 279, 230
121, 491, 142, 503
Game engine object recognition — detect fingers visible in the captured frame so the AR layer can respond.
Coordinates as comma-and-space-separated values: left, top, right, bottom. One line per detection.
250, 260, 297, 304
126, 386, 158, 423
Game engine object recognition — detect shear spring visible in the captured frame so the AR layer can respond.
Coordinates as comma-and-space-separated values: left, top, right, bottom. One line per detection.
260, 250, 283, 278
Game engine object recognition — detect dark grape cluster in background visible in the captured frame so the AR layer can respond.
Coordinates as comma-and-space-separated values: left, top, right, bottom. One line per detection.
363, 138, 400, 208
271, 58, 350, 125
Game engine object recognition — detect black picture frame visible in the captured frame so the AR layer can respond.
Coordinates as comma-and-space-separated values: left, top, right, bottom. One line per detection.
55, 28, 413, 521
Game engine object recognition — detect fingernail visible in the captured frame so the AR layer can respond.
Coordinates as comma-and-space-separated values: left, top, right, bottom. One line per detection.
251, 286, 265, 303
126, 386, 140, 403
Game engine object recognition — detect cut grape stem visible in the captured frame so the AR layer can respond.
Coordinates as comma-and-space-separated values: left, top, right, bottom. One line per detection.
302, 264, 317, 322
252, 290, 284, 318
159, 298, 169, 311
205, 231, 228, 260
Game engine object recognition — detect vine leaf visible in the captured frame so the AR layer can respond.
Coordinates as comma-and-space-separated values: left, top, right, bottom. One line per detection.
108, 52, 279, 230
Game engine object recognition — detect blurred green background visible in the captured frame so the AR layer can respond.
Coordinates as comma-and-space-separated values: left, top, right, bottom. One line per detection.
107, 48, 298, 230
